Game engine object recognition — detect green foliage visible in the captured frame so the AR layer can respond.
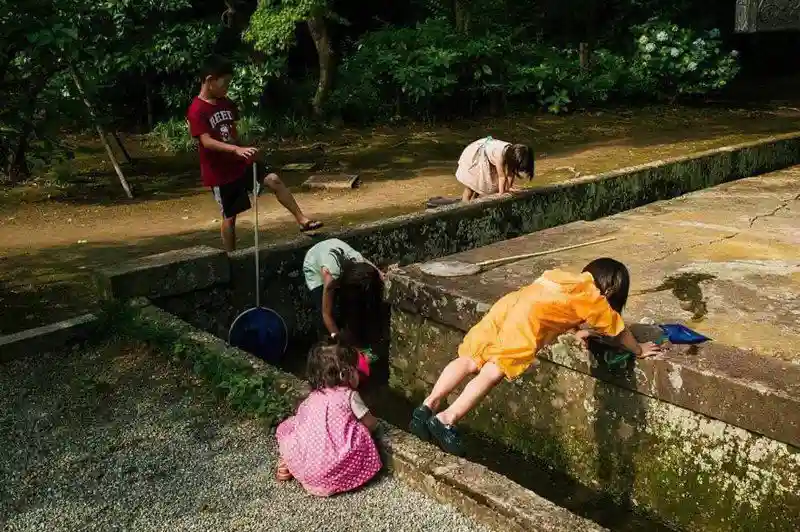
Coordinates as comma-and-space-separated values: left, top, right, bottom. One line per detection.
332, 19, 629, 120
227, 59, 286, 115
628, 20, 740, 98
147, 118, 196, 153
147, 112, 318, 154
245, 0, 328, 53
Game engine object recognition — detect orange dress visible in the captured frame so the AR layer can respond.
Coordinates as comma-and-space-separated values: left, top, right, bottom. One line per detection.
458, 270, 626, 379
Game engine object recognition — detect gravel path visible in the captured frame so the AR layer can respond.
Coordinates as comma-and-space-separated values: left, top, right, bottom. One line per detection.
0, 340, 490, 532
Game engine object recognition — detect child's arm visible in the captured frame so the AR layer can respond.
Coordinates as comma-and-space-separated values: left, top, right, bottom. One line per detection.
616, 328, 660, 358
360, 412, 379, 432
320, 268, 340, 338
198, 133, 257, 158
496, 162, 509, 194
575, 293, 661, 358
351, 392, 379, 432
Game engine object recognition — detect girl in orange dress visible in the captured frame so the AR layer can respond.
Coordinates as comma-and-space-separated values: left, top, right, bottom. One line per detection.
456, 137, 534, 202
408, 258, 661, 456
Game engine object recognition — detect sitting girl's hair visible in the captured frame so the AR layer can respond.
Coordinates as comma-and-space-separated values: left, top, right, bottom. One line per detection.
504, 144, 534, 180
307, 341, 359, 391
582, 258, 630, 313
330, 250, 385, 347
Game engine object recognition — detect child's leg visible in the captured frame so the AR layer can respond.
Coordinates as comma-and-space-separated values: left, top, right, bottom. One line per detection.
262, 172, 322, 230
461, 187, 477, 202
423, 356, 480, 412
220, 216, 236, 252
436, 361, 505, 426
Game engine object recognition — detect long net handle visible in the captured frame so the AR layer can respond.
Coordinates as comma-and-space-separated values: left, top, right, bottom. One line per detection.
253, 162, 260, 308
475, 236, 617, 268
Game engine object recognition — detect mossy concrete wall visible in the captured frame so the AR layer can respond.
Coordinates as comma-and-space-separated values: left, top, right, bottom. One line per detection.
153, 134, 800, 340
389, 309, 800, 532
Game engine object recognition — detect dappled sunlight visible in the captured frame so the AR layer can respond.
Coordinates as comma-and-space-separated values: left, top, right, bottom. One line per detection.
2, 105, 799, 334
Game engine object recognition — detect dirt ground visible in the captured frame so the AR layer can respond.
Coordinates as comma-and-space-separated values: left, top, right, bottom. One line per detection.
1, 104, 798, 334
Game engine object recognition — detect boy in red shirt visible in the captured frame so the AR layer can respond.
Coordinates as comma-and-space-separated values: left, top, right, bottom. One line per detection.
186, 56, 323, 252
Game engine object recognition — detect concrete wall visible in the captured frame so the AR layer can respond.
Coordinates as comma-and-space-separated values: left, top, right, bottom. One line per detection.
388, 308, 800, 532
150, 134, 800, 341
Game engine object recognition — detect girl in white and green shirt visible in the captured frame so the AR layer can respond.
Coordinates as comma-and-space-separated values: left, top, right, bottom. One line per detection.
303, 238, 383, 346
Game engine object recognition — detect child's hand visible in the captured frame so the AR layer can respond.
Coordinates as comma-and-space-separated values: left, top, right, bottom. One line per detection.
637, 342, 661, 359
574, 329, 594, 346
235, 146, 259, 159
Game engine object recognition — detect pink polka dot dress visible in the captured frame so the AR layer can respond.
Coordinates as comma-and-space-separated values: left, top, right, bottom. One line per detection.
276, 386, 382, 497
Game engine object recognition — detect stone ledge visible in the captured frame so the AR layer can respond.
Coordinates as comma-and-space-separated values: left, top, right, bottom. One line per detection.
385, 269, 800, 449
0, 313, 99, 362
383, 426, 607, 532
95, 245, 229, 301
232, 132, 800, 276
128, 301, 602, 532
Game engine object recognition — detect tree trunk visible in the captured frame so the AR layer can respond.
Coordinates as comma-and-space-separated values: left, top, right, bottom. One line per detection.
454, 0, 471, 34
144, 78, 154, 131
110, 132, 133, 164
307, 12, 334, 117
7, 134, 31, 184
5, 79, 44, 184
69, 65, 133, 199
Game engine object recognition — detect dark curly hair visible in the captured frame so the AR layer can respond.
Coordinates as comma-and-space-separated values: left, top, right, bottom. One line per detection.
330, 249, 385, 347
582, 257, 630, 313
306, 341, 360, 391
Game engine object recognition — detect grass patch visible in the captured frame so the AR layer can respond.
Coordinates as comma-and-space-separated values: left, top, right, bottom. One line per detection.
105, 301, 298, 427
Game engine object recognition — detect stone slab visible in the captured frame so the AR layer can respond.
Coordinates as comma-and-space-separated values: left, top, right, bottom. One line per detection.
386, 168, 800, 448
302, 173, 361, 190
0, 313, 98, 362
383, 426, 607, 532
735, 0, 800, 33
95, 245, 230, 301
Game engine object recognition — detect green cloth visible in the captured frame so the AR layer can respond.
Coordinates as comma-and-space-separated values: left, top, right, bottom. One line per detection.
302, 238, 365, 290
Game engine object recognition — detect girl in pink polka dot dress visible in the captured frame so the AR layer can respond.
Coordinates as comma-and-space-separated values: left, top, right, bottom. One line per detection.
275, 341, 382, 497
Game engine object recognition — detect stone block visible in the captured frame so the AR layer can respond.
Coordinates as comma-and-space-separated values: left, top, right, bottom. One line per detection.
0, 313, 98, 362
383, 425, 607, 532
95, 245, 229, 301
388, 308, 800, 531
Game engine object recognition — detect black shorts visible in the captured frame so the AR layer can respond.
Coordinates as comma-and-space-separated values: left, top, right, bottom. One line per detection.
211, 163, 269, 219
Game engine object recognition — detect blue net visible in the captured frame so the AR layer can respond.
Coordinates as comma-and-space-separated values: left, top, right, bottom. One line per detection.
659, 324, 711, 345
228, 307, 288, 364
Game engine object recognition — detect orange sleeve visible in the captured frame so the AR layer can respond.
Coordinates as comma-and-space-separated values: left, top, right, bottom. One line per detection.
574, 291, 625, 337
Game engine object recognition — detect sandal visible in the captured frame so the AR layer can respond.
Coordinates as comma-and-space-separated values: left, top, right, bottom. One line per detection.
300, 220, 324, 232
276, 461, 293, 482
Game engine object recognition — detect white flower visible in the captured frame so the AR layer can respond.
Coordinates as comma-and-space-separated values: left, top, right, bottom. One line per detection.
656, 31, 668, 42
670, 47, 680, 57
687, 61, 697, 71
730, 50, 740, 58
693, 38, 705, 47
639, 35, 649, 44
709, 28, 721, 38
645, 42, 656, 53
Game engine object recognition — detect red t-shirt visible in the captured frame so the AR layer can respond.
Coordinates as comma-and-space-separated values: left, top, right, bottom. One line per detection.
186, 97, 248, 187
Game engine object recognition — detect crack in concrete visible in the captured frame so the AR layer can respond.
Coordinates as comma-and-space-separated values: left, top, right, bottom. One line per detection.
651, 232, 739, 263
748, 193, 800, 228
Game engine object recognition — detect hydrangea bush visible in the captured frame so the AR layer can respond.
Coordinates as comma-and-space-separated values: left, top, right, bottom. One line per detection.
629, 20, 740, 99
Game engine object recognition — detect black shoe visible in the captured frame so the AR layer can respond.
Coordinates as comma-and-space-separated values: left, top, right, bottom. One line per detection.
409, 405, 433, 442
426, 415, 465, 457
